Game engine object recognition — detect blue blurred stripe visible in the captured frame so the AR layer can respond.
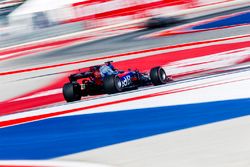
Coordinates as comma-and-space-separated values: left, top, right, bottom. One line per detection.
192, 12, 250, 30
0, 98, 250, 159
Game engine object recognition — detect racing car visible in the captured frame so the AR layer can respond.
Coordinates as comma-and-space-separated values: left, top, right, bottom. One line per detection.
62, 62, 172, 102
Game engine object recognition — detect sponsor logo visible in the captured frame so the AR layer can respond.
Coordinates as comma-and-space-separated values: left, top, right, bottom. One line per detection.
121, 75, 131, 87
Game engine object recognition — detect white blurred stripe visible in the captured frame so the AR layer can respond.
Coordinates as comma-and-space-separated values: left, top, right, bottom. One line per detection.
11, 88, 62, 102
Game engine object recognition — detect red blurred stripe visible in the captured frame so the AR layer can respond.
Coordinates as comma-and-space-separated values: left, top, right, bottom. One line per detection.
1, 34, 249, 76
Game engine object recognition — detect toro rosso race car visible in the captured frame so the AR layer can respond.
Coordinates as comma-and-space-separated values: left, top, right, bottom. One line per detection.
63, 61, 172, 102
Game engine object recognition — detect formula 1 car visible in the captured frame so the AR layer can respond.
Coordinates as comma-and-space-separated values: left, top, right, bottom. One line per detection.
62, 63, 172, 102
145, 16, 181, 29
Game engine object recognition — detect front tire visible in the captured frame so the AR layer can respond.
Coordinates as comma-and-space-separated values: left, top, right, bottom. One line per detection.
63, 82, 82, 102
150, 67, 168, 85
103, 75, 122, 94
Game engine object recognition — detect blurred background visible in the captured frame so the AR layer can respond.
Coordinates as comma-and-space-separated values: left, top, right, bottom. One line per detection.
1, 0, 248, 48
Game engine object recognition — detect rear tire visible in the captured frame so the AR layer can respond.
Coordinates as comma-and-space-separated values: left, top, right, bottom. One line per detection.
150, 67, 168, 85
103, 75, 122, 94
63, 82, 81, 102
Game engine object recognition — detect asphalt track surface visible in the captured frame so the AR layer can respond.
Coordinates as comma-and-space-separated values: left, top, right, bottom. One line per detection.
1, 6, 250, 71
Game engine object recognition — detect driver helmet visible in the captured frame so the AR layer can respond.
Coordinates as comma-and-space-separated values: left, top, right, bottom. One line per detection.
105, 61, 115, 70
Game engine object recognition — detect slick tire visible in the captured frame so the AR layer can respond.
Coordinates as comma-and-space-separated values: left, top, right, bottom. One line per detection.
150, 66, 168, 85
104, 75, 122, 94
63, 82, 81, 102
